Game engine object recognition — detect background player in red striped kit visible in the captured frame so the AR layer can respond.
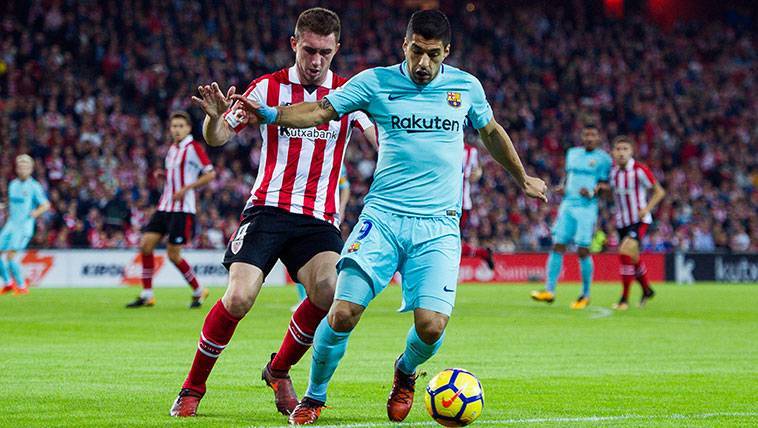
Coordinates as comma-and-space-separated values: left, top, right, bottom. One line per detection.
610, 136, 666, 310
126, 111, 216, 309
460, 141, 495, 269
170, 8, 376, 418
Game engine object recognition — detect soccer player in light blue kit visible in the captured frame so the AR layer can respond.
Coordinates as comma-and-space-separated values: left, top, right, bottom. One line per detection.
0, 155, 50, 295
531, 123, 612, 309
231, 10, 547, 424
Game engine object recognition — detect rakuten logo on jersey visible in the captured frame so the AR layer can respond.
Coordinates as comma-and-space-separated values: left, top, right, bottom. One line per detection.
279, 127, 338, 140
390, 115, 461, 133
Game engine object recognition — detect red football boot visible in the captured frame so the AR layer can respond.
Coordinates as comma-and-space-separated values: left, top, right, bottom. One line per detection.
387, 356, 419, 422
13, 286, 29, 295
0, 282, 17, 295
261, 353, 299, 415
169, 388, 204, 417
288, 397, 325, 425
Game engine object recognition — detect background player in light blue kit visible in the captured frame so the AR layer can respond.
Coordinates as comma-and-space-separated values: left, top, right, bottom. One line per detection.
0, 155, 50, 295
531, 123, 612, 309
232, 10, 547, 425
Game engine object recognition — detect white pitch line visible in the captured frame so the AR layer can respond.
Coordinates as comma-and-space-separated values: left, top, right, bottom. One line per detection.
250, 411, 758, 428
589, 306, 613, 319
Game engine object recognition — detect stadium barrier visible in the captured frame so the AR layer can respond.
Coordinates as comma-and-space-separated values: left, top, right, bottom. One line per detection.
30, 250, 758, 288
18, 249, 286, 288
666, 252, 758, 284
458, 253, 665, 283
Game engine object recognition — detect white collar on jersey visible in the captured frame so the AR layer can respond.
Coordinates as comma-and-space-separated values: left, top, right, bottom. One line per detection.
288, 65, 335, 89
176, 134, 193, 147
621, 158, 636, 171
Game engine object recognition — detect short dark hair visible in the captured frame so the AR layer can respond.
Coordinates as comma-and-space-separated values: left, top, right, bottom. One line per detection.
406, 10, 451, 46
295, 7, 341, 41
582, 119, 599, 130
169, 110, 191, 126
613, 135, 635, 147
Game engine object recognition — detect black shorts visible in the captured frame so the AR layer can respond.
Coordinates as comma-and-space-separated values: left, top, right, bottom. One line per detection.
617, 222, 650, 242
223, 206, 344, 282
143, 211, 196, 245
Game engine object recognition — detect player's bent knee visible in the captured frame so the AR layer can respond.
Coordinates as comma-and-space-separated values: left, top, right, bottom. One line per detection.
167, 248, 182, 264
328, 301, 363, 333
222, 264, 263, 318
415, 315, 448, 344
619, 238, 639, 258
309, 276, 336, 310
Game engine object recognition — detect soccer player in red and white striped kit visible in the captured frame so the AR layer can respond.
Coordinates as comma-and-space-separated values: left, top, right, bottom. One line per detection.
609, 136, 666, 310
170, 8, 376, 418
460, 141, 495, 269
126, 111, 216, 309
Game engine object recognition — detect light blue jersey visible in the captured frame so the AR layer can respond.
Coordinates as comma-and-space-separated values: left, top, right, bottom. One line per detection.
552, 147, 611, 247
562, 147, 612, 207
0, 178, 47, 251
325, 62, 493, 217
324, 62, 493, 316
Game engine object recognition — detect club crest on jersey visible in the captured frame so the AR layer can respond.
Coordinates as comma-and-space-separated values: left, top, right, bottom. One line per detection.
230, 223, 250, 255
589, 159, 597, 167
447, 92, 462, 108
347, 242, 361, 253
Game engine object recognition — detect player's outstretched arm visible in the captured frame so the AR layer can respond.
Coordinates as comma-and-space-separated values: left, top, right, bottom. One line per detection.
192, 82, 236, 147
229, 95, 338, 129
478, 119, 548, 202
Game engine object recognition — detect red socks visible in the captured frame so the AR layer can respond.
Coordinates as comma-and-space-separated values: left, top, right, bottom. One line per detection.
174, 258, 200, 290
619, 255, 635, 300
183, 300, 241, 394
635, 262, 652, 293
270, 298, 328, 372
141, 253, 154, 290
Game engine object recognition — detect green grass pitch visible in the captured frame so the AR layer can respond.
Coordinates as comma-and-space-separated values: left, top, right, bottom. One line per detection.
1, 283, 756, 427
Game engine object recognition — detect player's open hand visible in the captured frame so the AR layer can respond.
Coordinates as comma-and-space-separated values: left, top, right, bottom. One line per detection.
192, 82, 236, 119
228, 94, 266, 126
523, 175, 548, 203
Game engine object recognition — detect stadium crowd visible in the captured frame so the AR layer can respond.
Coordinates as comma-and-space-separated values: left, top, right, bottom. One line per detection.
0, 1, 755, 253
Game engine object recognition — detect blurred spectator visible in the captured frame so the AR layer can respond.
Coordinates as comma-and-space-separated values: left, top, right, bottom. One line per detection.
0, 1, 754, 253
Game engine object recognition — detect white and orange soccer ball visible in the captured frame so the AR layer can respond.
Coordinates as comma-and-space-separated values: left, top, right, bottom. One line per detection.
424, 368, 484, 427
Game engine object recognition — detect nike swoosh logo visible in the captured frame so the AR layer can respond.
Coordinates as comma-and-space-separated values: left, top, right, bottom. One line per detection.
443, 285, 455, 292
441, 389, 463, 408
388, 94, 410, 100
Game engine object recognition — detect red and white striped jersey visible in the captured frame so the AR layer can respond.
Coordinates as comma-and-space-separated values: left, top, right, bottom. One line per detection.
461, 144, 479, 210
157, 135, 214, 214
611, 158, 657, 228
224, 66, 372, 226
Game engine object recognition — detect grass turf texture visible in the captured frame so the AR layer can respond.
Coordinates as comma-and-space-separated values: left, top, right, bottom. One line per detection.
1, 283, 756, 427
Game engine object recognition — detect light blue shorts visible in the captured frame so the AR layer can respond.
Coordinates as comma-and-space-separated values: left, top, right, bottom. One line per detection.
551, 203, 598, 248
336, 206, 461, 316
0, 222, 33, 251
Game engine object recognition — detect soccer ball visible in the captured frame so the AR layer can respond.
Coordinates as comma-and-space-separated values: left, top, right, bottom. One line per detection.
424, 368, 484, 427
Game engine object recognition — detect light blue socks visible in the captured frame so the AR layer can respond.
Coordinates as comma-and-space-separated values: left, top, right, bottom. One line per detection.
0, 257, 9, 285
397, 325, 445, 375
545, 251, 564, 293
304, 319, 351, 403
580, 255, 593, 297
